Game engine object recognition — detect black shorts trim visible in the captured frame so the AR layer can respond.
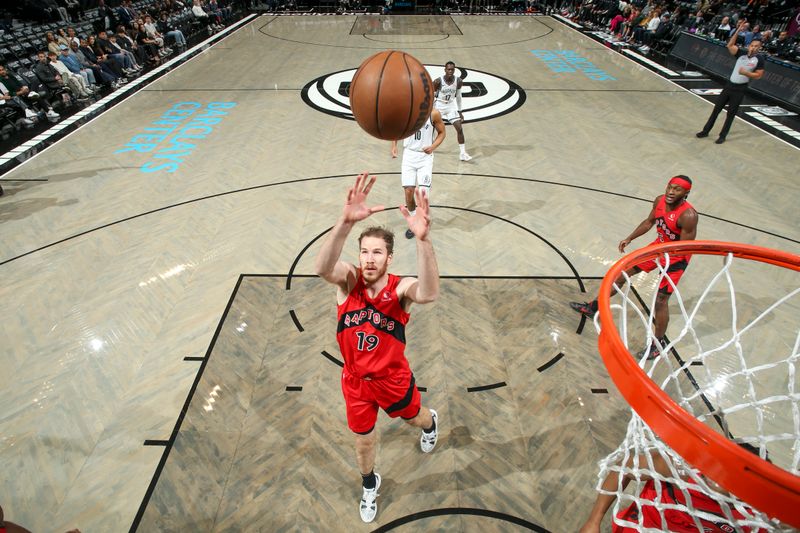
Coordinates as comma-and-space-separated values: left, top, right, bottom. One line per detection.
665, 259, 688, 273
385, 374, 415, 415
657, 259, 688, 295
355, 425, 375, 435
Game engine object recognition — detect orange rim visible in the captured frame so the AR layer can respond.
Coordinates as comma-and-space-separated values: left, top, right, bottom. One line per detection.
597, 240, 800, 528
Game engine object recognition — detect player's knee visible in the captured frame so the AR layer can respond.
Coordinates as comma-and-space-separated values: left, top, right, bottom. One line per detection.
355, 432, 376, 451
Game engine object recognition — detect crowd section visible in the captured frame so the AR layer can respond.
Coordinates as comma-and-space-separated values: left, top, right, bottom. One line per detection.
560, 0, 799, 58
0, 0, 242, 144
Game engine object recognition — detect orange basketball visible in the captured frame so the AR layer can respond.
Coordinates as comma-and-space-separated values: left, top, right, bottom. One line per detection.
349, 50, 434, 141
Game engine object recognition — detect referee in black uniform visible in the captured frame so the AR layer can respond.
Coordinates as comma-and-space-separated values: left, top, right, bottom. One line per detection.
696, 20, 765, 144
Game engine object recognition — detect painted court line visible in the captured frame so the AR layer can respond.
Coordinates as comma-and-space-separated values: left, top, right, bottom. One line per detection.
746, 112, 800, 139
622, 49, 678, 76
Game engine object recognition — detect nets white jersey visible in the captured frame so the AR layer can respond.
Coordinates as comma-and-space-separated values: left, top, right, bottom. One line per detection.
434, 76, 458, 109
403, 116, 434, 152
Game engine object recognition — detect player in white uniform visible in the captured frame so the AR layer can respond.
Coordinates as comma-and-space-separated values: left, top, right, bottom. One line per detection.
433, 61, 471, 161
391, 108, 445, 239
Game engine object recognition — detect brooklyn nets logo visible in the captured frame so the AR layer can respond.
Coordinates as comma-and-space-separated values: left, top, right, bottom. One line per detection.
301, 65, 526, 123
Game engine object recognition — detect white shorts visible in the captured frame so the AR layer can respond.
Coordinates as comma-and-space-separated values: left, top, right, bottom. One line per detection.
435, 104, 461, 124
401, 149, 433, 188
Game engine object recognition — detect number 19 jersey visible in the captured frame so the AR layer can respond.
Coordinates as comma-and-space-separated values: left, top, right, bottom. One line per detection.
336, 273, 411, 379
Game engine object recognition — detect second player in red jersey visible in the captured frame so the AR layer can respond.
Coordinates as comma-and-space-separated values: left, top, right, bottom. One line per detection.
570, 175, 699, 359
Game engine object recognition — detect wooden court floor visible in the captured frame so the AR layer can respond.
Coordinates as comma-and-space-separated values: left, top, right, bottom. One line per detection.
0, 14, 797, 532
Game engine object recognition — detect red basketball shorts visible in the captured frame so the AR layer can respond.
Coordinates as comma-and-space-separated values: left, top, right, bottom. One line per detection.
635, 256, 689, 295
341, 369, 421, 434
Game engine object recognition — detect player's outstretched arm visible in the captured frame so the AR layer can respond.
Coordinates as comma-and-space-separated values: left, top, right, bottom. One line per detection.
618, 197, 659, 253
398, 188, 439, 305
314, 173, 384, 290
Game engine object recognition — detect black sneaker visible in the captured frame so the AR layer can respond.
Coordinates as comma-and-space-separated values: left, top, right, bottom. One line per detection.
715, 136, 726, 144
695, 131, 709, 138
405, 229, 414, 239
637, 341, 662, 360
569, 301, 596, 317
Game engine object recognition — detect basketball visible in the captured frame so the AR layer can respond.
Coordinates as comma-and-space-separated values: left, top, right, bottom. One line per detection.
349, 50, 434, 141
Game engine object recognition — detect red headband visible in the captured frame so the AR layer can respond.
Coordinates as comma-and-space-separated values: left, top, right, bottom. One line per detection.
669, 176, 692, 191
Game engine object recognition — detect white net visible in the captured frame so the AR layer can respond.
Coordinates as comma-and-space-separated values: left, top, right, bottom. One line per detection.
594, 249, 800, 532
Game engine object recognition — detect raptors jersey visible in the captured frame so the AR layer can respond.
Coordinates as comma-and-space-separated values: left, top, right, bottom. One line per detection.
434, 75, 458, 109
403, 116, 434, 152
652, 196, 694, 262
613, 479, 764, 533
336, 273, 410, 379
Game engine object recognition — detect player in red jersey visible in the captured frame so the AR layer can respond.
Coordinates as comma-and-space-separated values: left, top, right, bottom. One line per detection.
580, 444, 767, 533
570, 175, 699, 358
314, 172, 440, 524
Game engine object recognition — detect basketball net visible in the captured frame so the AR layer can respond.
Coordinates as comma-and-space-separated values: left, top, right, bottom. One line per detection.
593, 241, 800, 532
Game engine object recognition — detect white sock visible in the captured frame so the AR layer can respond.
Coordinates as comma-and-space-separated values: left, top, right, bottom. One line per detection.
409, 209, 416, 216
459, 143, 467, 154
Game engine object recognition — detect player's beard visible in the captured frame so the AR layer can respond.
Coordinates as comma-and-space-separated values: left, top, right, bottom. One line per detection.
361, 262, 388, 285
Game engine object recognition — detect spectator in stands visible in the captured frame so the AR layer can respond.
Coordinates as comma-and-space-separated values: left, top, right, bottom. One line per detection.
0, 64, 60, 123
645, 11, 672, 47
58, 0, 81, 21
45, 32, 62, 56
56, 28, 71, 48
640, 7, 662, 44
737, 21, 751, 43
117, 2, 134, 27
192, 0, 220, 32
115, 26, 147, 69
715, 15, 732, 40
132, 22, 162, 64
619, 6, 640, 42
81, 37, 126, 84
67, 27, 81, 47
769, 31, 794, 59
157, 12, 187, 49
60, 44, 96, 88
96, 0, 118, 31
747, 24, 763, 46
125, 1, 141, 24
46, 50, 93, 98
208, 0, 232, 22
107, 33, 143, 71
47, 0, 70, 21
34, 50, 73, 105
143, 15, 170, 55
96, 30, 138, 74
70, 41, 117, 88
609, 7, 628, 35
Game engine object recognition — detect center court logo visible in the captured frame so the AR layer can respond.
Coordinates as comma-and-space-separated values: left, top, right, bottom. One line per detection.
301, 65, 526, 123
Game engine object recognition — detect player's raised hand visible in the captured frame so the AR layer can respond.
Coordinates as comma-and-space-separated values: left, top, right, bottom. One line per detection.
400, 187, 431, 240
342, 172, 384, 223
